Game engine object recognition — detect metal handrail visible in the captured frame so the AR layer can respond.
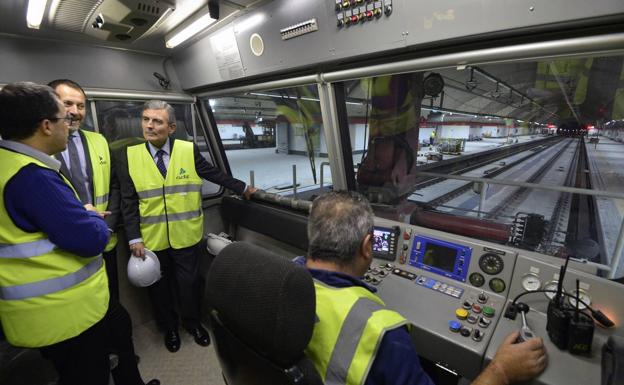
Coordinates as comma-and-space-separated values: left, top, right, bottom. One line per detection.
319, 162, 331, 190
415, 171, 624, 278
415, 171, 624, 200
85, 88, 194, 102
191, 33, 624, 97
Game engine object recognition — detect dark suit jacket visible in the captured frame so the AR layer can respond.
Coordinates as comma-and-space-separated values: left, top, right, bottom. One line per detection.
117, 137, 246, 242
56, 129, 121, 230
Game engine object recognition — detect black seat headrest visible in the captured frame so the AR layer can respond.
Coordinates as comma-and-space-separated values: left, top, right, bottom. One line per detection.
206, 242, 315, 366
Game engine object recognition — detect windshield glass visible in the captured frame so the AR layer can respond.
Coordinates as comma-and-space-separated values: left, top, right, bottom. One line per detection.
339, 53, 624, 277
202, 85, 330, 199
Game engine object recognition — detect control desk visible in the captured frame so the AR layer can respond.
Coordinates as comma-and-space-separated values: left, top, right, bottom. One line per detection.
369, 218, 624, 384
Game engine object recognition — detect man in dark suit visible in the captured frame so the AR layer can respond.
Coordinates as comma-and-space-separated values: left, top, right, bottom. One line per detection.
118, 100, 256, 353
49, 79, 159, 385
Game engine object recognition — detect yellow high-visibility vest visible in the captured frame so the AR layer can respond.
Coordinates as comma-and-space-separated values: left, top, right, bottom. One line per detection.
367, 74, 420, 137
81, 130, 117, 252
0, 148, 109, 348
305, 280, 409, 385
127, 140, 204, 251
535, 59, 592, 108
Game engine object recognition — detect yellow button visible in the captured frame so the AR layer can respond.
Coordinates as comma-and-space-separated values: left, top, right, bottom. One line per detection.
455, 308, 469, 320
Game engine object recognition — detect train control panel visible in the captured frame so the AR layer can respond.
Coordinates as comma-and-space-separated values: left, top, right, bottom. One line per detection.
368, 217, 624, 384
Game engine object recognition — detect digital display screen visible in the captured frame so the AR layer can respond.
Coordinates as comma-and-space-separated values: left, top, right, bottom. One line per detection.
373, 228, 392, 253
422, 243, 457, 273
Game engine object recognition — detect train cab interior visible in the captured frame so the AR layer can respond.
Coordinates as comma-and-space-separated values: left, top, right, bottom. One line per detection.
1, 0, 624, 384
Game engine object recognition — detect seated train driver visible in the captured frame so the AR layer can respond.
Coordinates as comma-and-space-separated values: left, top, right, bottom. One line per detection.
296, 191, 547, 385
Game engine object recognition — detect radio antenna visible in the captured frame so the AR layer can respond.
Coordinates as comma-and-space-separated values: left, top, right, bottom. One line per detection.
555, 254, 570, 307
575, 279, 580, 322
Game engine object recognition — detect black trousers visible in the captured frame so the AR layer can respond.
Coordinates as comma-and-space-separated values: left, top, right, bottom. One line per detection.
103, 248, 119, 302
148, 244, 201, 332
40, 318, 109, 385
104, 246, 146, 385
107, 301, 145, 385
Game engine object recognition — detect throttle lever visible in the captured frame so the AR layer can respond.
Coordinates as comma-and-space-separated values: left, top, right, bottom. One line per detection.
516, 302, 535, 343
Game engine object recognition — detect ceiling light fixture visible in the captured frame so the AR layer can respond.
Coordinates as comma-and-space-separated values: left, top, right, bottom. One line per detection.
26, 0, 48, 29
165, 12, 216, 48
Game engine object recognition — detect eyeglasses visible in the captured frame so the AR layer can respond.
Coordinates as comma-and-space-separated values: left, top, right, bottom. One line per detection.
45, 116, 76, 124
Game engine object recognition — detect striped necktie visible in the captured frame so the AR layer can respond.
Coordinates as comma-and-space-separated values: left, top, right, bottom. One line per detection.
156, 149, 167, 178
67, 134, 90, 203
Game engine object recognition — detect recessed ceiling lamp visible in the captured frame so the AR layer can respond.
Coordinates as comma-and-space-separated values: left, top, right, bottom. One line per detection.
165, 2, 219, 49
26, 0, 48, 29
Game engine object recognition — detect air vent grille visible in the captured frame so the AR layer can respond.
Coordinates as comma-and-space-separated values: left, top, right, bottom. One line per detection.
51, 0, 103, 33
137, 2, 162, 16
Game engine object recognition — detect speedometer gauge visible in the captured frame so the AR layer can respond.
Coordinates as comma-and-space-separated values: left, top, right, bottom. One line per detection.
543, 280, 563, 300
479, 253, 504, 275
568, 289, 591, 310
521, 273, 542, 291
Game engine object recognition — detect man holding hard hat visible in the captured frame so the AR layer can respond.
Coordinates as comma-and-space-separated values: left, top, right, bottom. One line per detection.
118, 100, 256, 353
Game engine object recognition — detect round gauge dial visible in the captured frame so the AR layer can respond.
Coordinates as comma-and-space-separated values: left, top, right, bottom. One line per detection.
543, 280, 563, 300
469, 272, 485, 287
568, 289, 591, 310
489, 278, 506, 293
479, 253, 504, 275
521, 273, 542, 291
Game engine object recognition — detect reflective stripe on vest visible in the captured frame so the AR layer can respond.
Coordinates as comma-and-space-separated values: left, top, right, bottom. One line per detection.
81, 130, 117, 251
325, 297, 384, 385
140, 208, 203, 224
127, 140, 204, 251
0, 148, 109, 348
306, 281, 409, 385
137, 184, 202, 199
0, 239, 56, 258
0, 256, 103, 300
94, 193, 109, 206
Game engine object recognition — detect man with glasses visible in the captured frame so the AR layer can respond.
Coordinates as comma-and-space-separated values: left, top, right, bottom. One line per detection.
48, 79, 123, 298
48, 79, 159, 385
0, 82, 111, 385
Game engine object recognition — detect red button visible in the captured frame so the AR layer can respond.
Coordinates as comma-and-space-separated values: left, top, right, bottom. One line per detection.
366, 11, 373, 19
350, 15, 359, 23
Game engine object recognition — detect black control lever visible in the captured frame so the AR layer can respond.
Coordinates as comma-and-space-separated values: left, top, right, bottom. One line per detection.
516, 303, 535, 343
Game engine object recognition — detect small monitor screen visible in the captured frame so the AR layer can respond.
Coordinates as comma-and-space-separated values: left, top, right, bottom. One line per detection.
373, 228, 392, 253
422, 243, 457, 273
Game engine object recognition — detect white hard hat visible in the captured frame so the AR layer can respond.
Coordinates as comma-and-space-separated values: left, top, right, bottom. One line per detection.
206, 233, 233, 255
127, 249, 161, 287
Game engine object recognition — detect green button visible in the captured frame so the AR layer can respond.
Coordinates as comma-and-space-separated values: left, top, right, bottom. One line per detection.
483, 306, 495, 318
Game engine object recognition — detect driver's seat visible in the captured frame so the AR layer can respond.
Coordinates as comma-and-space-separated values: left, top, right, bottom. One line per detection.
205, 242, 322, 385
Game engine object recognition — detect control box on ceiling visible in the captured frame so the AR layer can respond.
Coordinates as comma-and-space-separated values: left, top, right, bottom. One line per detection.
334, 0, 393, 29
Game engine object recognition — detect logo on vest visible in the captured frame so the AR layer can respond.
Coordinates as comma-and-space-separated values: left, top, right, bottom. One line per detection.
98, 155, 107, 165
176, 167, 189, 179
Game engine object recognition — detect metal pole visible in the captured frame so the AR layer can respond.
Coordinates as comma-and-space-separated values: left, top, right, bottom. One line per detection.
479, 182, 488, 218
608, 218, 624, 279
321, 33, 624, 84
197, 75, 318, 98
292, 164, 297, 198
320, 161, 330, 191
250, 170, 255, 188
89, 100, 100, 132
